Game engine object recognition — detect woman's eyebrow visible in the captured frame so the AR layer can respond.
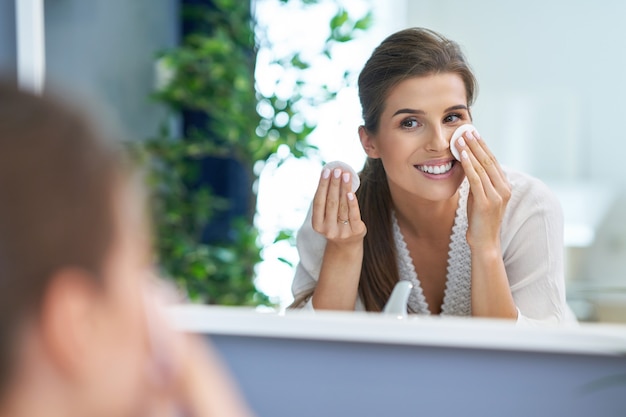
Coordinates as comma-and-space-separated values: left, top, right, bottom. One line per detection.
444, 104, 468, 112
392, 104, 468, 117
392, 108, 425, 116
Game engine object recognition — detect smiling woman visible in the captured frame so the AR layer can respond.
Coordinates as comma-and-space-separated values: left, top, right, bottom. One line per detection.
290, 27, 576, 325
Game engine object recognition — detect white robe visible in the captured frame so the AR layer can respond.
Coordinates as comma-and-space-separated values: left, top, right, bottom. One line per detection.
291, 167, 577, 326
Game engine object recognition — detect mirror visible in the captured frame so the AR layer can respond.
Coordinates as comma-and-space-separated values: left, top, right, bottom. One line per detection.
254, 0, 626, 323
13, 0, 623, 323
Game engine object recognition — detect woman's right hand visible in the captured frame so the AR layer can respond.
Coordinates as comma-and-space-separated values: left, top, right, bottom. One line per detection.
311, 167, 367, 245
310, 167, 367, 310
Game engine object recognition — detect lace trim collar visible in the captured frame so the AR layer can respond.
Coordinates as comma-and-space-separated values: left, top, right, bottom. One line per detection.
392, 179, 472, 316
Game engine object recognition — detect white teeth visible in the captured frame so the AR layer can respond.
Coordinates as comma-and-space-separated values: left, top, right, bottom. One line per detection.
418, 162, 453, 175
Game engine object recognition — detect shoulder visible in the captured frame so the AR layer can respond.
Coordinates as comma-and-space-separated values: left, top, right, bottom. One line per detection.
500, 167, 564, 241
503, 167, 562, 215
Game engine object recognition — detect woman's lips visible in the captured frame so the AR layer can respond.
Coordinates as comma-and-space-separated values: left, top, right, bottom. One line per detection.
415, 160, 454, 175
414, 160, 458, 179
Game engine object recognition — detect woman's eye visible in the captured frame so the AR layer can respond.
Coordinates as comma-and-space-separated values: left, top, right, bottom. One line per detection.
401, 118, 419, 129
444, 113, 462, 123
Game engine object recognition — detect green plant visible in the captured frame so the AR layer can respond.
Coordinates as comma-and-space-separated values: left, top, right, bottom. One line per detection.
135, 0, 371, 305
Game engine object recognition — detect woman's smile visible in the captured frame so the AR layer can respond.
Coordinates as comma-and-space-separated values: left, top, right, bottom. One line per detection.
360, 73, 469, 202
415, 159, 458, 179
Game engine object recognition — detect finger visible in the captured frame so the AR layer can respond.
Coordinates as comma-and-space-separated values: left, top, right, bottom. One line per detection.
464, 132, 498, 182
324, 168, 343, 224
337, 171, 351, 223
472, 130, 504, 174
462, 134, 500, 200
346, 192, 366, 234
474, 133, 509, 191
464, 130, 505, 180
311, 168, 331, 230
459, 148, 487, 200
465, 132, 510, 196
347, 192, 362, 223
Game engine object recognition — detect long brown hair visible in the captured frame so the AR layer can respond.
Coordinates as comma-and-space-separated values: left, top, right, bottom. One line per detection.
0, 82, 129, 396
356, 28, 478, 311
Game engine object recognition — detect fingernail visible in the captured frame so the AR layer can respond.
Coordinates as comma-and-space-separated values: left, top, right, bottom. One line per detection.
322, 168, 331, 179
333, 168, 341, 178
342, 172, 350, 183
461, 150, 469, 160
457, 137, 466, 147
347, 192, 355, 201
474, 130, 481, 139
466, 131, 475, 140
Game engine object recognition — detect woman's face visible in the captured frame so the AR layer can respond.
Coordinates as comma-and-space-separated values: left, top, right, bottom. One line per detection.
80, 182, 153, 416
361, 73, 470, 203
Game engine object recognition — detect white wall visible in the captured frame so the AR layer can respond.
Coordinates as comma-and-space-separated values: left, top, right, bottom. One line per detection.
44, 0, 179, 139
407, 0, 626, 182
405, 0, 626, 317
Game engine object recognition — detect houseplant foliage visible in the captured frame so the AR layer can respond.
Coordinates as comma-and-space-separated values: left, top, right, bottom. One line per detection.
135, 0, 371, 305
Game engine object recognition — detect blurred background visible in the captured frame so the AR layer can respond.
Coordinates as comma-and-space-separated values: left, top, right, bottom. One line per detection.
2, 0, 625, 322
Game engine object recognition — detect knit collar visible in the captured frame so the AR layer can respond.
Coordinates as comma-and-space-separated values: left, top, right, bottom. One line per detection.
392, 179, 472, 316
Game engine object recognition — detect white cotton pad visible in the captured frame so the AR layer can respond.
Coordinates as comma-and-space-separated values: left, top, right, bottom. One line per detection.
450, 124, 479, 161
323, 160, 360, 192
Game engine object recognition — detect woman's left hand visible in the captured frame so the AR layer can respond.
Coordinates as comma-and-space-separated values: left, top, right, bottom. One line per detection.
455, 129, 511, 250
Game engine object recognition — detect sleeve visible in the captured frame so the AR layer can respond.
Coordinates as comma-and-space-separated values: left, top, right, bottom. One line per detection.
290, 204, 327, 309
500, 172, 577, 326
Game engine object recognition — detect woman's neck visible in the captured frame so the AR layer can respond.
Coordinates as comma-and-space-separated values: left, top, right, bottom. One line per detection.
0, 331, 79, 417
0, 384, 72, 417
390, 187, 460, 241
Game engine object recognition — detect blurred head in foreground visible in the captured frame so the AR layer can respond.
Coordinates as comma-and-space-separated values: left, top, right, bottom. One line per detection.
0, 82, 252, 417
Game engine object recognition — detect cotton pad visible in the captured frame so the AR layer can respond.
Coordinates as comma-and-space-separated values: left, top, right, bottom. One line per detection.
323, 160, 360, 192
450, 124, 479, 161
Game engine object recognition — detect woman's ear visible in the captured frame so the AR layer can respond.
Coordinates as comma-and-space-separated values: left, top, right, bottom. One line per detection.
358, 126, 380, 158
39, 268, 100, 381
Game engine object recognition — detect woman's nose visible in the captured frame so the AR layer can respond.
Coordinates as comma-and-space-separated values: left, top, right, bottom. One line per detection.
425, 125, 449, 152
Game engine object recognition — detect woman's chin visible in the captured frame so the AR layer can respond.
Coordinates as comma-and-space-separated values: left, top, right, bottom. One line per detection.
414, 173, 464, 202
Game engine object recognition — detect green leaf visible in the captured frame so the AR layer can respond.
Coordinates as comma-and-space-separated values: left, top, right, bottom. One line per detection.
332, 32, 353, 43
277, 257, 294, 268
330, 9, 349, 31
140, 0, 370, 308
290, 53, 310, 70
273, 230, 294, 243
355, 12, 373, 30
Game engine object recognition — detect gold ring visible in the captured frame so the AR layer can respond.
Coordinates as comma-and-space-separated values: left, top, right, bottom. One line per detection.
338, 218, 349, 225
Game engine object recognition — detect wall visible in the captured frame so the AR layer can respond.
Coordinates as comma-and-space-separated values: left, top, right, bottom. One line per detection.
405, 0, 626, 300
0, 1, 17, 78
406, 0, 625, 182
44, 0, 179, 139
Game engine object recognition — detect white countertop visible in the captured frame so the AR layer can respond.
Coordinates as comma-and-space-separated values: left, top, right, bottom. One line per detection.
169, 305, 626, 357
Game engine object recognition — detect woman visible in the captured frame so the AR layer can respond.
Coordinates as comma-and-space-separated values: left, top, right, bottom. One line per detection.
0, 83, 253, 417
291, 28, 573, 324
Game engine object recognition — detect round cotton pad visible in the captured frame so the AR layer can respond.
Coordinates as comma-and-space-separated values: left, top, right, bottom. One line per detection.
323, 161, 360, 192
450, 124, 479, 161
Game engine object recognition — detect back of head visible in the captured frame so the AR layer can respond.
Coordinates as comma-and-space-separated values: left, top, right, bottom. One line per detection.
0, 81, 124, 395
0, 83, 253, 417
